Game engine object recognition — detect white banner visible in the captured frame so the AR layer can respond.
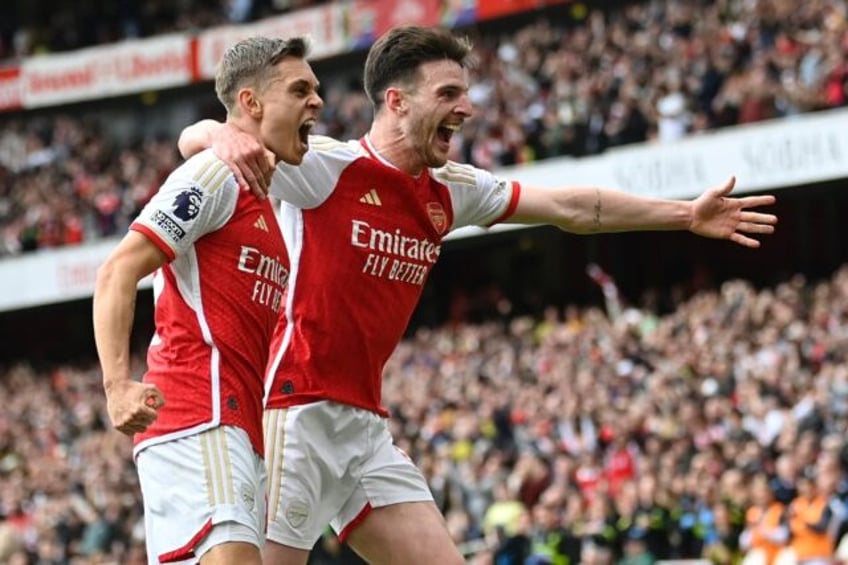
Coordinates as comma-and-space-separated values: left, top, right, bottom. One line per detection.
21, 34, 193, 108
501, 107, 848, 200
196, 5, 345, 80
0, 68, 22, 111
0, 239, 150, 312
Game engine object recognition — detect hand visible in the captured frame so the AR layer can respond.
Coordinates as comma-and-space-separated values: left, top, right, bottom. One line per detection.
105, 380, 165, 435
212, 123, 275, 199
690, 176, 777, 248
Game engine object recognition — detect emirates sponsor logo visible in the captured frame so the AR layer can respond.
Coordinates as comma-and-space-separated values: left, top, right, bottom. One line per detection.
237, 246, 288, 285
352, 220, 440, 286
350, 220, 440, 263
237, 246, 288, 313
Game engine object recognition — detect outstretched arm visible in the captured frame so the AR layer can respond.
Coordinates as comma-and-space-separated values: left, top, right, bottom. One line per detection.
510, 176, 777, 248
178, 119, 274, 197
93, 231, 167, 435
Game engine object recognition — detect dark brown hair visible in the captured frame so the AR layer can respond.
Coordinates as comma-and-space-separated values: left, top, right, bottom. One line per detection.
363, 25, 472, 110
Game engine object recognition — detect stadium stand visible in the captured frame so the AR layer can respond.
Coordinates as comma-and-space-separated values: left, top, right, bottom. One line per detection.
3, 267, 848, 563
1, 0, 848, 564
0, 0, 329, 62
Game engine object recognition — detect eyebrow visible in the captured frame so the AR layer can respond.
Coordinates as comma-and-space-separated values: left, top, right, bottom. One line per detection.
436, 83, 467, 95
437, 84, 458, 91
288, 78, 319, 90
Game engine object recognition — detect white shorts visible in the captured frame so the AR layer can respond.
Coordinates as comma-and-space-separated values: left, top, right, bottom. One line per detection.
264, 402, 433, 550
136, 426, 266, 564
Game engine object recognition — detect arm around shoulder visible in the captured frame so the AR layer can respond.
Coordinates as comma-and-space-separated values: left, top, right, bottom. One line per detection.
177, 119, 225, 159
178, 119, 273, 198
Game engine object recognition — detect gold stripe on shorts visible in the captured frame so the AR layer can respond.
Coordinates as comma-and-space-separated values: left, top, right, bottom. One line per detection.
264, 409, 288, 522
221, 429, 235, 504
200, 427, 233, 506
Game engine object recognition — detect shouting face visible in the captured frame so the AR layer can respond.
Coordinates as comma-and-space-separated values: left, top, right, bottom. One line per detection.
257, 57, 324, 165
398, 59, 473, 170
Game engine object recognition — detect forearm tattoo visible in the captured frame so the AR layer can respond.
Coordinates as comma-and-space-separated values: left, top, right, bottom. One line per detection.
593, 189, 602, 230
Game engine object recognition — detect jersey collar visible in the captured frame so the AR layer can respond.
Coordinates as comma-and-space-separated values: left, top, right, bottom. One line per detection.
359, 134, 427, 180
360, 134, 397, 169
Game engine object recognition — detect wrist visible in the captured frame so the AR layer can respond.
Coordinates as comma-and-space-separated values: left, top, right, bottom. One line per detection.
682, 200, 696, 231
103, 374, 132, 393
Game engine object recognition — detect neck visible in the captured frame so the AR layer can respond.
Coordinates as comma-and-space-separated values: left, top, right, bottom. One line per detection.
228, 117, 277, 164
367, 118, 424, 177
228, 115, 260, 142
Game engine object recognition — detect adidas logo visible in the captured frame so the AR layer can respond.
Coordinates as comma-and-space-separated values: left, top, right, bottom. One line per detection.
359, 189, 382, 206
254, 215, 269, 232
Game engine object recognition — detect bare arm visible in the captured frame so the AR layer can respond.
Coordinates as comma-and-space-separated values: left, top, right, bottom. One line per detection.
93, 231, 167, 435
178, 119, 273, 197
177, 119, 222, 160
510, 176, 777, 248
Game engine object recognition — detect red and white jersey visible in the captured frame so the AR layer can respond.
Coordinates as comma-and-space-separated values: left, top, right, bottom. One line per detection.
131, 149, 288, 456
264, 135, 520, 415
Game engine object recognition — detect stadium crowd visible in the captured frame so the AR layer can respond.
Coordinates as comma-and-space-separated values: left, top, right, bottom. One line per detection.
1, 264, 848, 564
0, 0, 327, 62
2, 0, 848, 255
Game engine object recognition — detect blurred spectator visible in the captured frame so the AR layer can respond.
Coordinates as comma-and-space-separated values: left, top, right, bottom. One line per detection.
617, 528, 655, 565
740, 473, 788, 565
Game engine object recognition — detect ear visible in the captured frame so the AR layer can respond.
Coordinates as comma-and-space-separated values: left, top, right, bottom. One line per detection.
385, 87, 407, 116
237, 88, 263, 118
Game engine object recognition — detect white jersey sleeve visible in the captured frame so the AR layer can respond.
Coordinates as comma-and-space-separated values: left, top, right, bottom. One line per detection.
432, 161, 519, 229
269, 135, 364, 209
132, 150, 239, 260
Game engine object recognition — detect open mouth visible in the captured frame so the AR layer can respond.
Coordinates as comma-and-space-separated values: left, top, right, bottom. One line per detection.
437, 123, 460, 145
299, 119, 316, 146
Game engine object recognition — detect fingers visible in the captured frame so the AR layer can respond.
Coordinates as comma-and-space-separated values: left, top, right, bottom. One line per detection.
723, 189, 776, 248
246, 157, 269, 195
739, 211, 778, 226
737, 222, 775, 235
116, 418, 151, 436
144, 387, 165, 409
115, 406, 159, 435
264, 149, 276, 171
111, 387, 164, 436
714, 175, 736, 197
260, 150, 276, 194
739, 194, 776, 209
226, 155, 267, 197
212, 124, 272, 197
729, 215, 775, 251
249, 181, 268, 201
729, 232, 761, 249
231, 167, 251, 195
736, 209, 777, 244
